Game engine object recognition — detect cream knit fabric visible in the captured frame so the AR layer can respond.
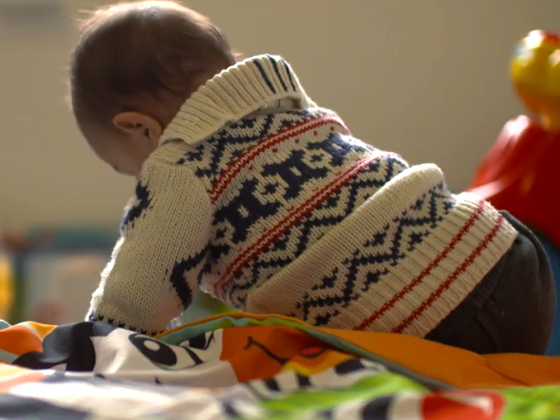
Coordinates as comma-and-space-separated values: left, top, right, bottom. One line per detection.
87, 54, 519, 336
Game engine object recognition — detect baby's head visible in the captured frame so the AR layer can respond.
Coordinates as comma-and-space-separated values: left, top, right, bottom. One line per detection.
69, 1, 235, 176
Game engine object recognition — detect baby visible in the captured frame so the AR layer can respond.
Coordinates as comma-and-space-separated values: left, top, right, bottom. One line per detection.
70, 1, 555, 354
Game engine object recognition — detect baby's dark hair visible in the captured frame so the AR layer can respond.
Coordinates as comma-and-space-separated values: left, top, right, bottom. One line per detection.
69, 1, 236, 135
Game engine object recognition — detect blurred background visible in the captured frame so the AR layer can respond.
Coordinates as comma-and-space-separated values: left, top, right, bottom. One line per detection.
0, 0, 559, 326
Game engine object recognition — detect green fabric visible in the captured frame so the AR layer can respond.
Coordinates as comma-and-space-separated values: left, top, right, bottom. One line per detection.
178, 291, 235, 324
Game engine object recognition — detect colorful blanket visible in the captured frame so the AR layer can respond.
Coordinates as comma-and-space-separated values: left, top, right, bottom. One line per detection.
1, 313, 560, 419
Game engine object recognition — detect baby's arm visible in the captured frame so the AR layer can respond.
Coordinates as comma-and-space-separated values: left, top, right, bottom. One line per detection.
86, 158, 212, 336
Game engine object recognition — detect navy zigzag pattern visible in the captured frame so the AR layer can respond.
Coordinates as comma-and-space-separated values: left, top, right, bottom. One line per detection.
294, 184, 456, 325
226, 157, 409, 307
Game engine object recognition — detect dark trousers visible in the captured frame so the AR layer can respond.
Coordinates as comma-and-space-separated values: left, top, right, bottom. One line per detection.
426, 212, 556, 355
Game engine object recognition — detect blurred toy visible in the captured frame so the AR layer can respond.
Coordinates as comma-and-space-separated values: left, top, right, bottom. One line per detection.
468, 30, 560, 354
470, 30, 560, 247
511, 31, 560, 131
0, 249, 14, 321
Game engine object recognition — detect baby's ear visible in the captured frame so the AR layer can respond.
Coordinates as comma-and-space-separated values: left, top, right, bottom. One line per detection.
113, 112, 162, 142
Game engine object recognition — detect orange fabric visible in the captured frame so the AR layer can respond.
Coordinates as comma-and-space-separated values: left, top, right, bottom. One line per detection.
221, 326, 326, 383
284, 346, 353, 376
484, 353, 560, 386
27, 322, 57, 340
318, 328, 549, 389
161, 312, 560, 389
0, 324, 43, 356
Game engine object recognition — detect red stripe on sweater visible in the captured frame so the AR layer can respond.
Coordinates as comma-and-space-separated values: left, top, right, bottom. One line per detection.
392, 212, 504, 333
356, 199, 486, 332
210, 115, 347, 204
213, 152, 395, 298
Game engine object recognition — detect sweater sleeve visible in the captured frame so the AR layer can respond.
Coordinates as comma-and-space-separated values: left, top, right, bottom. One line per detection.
86, 158, 212, 336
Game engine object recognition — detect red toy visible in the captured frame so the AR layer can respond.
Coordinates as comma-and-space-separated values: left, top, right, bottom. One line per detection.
469, 30, 560, 249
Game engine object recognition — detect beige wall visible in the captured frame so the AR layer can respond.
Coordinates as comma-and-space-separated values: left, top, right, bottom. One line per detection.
0, 0, 558, 229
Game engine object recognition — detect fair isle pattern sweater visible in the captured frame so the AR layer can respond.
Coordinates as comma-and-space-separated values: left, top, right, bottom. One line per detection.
87, 55, 518, 336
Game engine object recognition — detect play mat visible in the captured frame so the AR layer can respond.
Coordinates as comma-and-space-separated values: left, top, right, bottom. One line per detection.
1, 312, 560, 420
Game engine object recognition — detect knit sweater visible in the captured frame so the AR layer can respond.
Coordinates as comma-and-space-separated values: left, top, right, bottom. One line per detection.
87, 54, 519, 337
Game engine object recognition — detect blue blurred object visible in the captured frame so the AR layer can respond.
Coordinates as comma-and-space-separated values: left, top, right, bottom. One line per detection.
9, 228, 118, 324
537, 234, 560, 355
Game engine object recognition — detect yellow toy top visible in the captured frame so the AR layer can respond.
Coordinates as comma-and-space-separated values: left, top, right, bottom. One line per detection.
511, 30, 560, 131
